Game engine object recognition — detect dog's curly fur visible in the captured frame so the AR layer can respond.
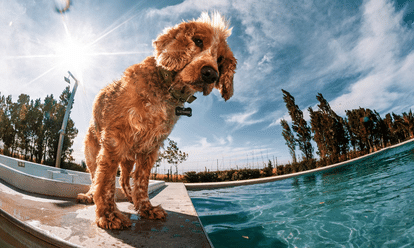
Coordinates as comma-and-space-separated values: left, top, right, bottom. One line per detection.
76, 12, 236, 230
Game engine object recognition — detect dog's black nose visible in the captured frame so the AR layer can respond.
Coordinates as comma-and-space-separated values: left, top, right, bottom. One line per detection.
201, 66, 219, 84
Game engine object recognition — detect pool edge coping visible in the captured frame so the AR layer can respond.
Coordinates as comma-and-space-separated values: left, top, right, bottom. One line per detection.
0, 158, 165, 200
185, 138, 414, 190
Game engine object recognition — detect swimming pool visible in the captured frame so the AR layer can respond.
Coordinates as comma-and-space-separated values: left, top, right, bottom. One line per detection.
189, 144, 414, 247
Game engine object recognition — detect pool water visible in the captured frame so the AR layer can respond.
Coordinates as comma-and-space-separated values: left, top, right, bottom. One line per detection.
189, 143, 414, 247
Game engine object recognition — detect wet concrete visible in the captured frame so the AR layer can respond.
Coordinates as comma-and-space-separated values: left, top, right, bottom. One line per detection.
0, 179, 212, 247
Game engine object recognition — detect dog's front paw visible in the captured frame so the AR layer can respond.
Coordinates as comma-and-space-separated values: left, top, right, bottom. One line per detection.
139, 205, 167, 220
96, 210, 132, 230
76, 193, 94, 204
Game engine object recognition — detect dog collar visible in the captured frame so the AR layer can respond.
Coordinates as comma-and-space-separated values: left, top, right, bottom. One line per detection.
158, 67, 197, 104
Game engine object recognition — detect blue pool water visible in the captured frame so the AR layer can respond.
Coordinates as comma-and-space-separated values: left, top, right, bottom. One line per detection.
189, 142, 414, 247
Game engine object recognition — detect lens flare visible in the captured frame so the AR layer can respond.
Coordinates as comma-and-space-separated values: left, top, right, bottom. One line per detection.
54, 0, 71, 13
55, 37, 93, 77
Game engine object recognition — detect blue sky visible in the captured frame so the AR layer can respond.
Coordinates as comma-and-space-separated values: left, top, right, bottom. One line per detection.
1, 0, 414, 173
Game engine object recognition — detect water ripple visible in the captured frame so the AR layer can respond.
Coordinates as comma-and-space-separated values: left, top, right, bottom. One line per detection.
189, 145, 414, 247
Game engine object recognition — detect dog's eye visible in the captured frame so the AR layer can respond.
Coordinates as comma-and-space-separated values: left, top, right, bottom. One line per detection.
217, 56, 224, 64
193, 38, 203, 48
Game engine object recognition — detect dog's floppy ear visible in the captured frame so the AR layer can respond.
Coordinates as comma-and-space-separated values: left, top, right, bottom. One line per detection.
216, 50, 236, 101
153, 23, 195, 71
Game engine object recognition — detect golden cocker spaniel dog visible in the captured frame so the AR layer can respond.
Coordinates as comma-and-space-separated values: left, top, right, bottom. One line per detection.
77, 12, 236, 230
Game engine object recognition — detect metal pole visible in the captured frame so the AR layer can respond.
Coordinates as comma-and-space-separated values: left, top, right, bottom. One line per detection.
55, 71, 78, 168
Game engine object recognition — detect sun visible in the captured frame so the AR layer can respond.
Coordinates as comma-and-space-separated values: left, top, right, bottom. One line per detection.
55, 36, 94, 76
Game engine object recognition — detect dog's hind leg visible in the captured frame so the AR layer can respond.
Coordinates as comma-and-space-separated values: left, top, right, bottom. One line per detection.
94, 148, 132, 229
119, 159, 134, 203
132, 150, 167, 220
77, 126, 99, 204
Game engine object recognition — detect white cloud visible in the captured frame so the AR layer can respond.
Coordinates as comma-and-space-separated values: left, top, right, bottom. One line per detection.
226, 135, 233, 144
396, 52, 414, 85
198, 137, 212, 149
145, 0, 231, 20
223, 109, 265, 127
213, 134, 233, 145
268, 112, 291, 128
329, 0, 414, 115
213, 135, 226, 145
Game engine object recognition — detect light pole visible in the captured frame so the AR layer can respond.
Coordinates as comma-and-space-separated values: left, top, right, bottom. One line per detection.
55, 71, 78, 168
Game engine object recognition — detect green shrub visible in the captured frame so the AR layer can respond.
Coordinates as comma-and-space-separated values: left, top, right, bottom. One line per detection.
231, 171, 240, 180
236, 168, 261, 180
284, 164, 293, 174
261, 160, 273, 177
183, 171, 199, 183
191, 171, 219, 182
218, 169, 236, 181
275, 165, 283, 175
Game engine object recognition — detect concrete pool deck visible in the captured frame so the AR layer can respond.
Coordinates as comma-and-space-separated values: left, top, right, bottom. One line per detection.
185, 138, 414, 190
0, 155, 212, 247
0, 180, 212, 247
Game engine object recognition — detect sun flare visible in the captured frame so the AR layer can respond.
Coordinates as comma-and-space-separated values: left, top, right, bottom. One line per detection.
55, 37, 93, 76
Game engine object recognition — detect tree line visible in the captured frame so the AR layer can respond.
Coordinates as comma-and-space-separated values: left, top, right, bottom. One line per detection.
0, 88, 188, 173
281, 89, 414, 168
0, 88, 78, 168
182, 90, 414, 183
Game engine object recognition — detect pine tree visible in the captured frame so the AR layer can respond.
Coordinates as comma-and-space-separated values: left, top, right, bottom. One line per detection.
42, 94, 58, 163
14, 94, 31, 159
26, 98, 44, 162
0, 93, 5, 149
0, 95, 16, 156
281, 89, 313, 160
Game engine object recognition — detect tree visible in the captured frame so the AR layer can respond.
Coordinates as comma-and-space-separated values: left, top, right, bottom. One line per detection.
0, 88, 78, 167
346, 108, 366, 152
42, 87, 78, 165
392, 113, 407, 143
373, 110, 390, 149
0, 95, 16, 156
13, 94, 31, 159
314, 93, 349, 163
346, 108, 381, 153
0, 93, 6, 146
158, 138, 188, 181
308, 107, 326, 159
402, 110, 414, 139
27, 98, 45, 163
384, 113, 398, 145
280, 119, 297, 163
281, 89, 313, 160
42, 94, 58, 163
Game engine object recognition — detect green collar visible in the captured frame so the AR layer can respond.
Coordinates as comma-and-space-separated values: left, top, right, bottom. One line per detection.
158, 67, 197, 104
